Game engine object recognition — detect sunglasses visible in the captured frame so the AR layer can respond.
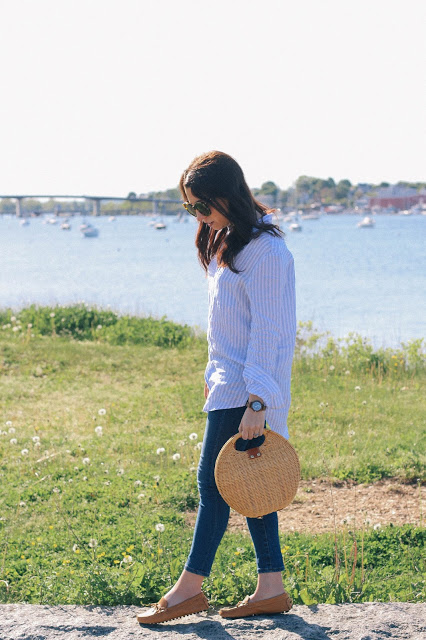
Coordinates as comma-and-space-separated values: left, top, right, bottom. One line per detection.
182, 200, 211, 217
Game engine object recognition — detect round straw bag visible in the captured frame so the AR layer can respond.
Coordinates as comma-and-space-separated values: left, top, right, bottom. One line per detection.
214, 430, 300, 518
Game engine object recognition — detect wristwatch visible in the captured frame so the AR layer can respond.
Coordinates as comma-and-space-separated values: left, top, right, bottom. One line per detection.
246, 399, 267, 412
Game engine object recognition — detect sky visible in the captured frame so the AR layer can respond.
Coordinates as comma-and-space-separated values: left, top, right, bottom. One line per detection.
0, 0, 425, 197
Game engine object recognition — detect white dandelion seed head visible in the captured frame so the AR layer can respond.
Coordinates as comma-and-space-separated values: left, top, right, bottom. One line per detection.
34, 441, 41, 448
117, 468, 125, 475
134, 480, 142, 487
137, 493, 145, 499
104, 480, 111, 486
27, 323, 33, 328
155, 523, 165, 532
95, 426, 103, 436
189, 466, 196, 472
373, 523, 381, 530
19, 501, 26, 507
345, 370, 350, 375
8, 427, 15, 434
50, 312, 55, 318
362, 400, 367, 405
189, 433, 198, 441
355, 386, 361, 391
96, 325, 102, 330
83, 476, 88, 481
98, 408, 106, 416
156, 447, 165, 455
5, 421, 12, 427
172, 453, 181, 461
10, 438, 17, 445
329, 365, 335, 371
82, 457, 90, 465
123, 555, 132, 563
10, 316, 16, 322
72, 544, 79, 552
21, 449, 29, 456
88, 538, 98, 548
53, 487, 60, 493
12, 326, 19, 332
347, 430, 356, 437
32, 436, 40, 443
196, 442, 203, 450
153, 475, 160, 482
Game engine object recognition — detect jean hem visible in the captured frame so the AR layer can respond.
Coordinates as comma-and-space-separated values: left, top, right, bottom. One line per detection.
257, 567, 285, 574
184, 564, 210, 578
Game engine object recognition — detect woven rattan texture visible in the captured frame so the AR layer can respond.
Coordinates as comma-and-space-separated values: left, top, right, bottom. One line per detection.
214, 431, 300, 518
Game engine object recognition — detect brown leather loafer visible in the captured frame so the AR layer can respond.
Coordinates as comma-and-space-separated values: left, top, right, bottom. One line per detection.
219, 591, 292, 618
137, 592, 209, 624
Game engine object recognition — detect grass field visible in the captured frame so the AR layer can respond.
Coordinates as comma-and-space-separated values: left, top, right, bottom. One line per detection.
0, 306, 424, 606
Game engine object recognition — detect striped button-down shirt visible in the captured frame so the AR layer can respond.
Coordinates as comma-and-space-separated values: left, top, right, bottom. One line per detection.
203, 218, 296, 438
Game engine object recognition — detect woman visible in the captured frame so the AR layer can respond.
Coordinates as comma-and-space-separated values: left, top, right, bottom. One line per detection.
137, 151, 296, 624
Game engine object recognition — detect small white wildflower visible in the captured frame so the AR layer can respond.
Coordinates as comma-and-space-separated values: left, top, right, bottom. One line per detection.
88, 538, 98, 548
82, 457, 90, 465
189, 433, 198, 441
5, 421, 12, 427
98, 408, 106, 416
32, 436, 40, 443
19, 501, 26, 507
137, 493, 145, 499
156, 447, 165, 455
52, 487, 60, 493
8, 427, 15, 434
355, 386, 361, 391
134, 480, 142, 487
21, 449, 29, 456
72, 544, 79, 553
172, 453, 181, 461
10, 438, 17, 445
50, 312, 55, 318
155, 523, 165, 532
329, 365, 335, 371
117, 468, 125, 475
95, 426, 103, 436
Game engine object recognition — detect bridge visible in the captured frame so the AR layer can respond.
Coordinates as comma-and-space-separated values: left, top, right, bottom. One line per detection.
0, 195, 183, 217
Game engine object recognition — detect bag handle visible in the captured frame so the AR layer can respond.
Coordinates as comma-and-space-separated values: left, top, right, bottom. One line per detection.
232, 431, 266, 452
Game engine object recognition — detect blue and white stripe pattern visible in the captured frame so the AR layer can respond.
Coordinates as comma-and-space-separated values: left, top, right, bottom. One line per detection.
203, 216, 296, 439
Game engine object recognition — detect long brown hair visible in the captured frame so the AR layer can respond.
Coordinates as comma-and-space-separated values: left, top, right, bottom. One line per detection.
179, 150, 282, 273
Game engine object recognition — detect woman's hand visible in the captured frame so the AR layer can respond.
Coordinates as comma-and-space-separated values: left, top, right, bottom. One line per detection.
239, 407, 265, 440
204, 382, 209, 400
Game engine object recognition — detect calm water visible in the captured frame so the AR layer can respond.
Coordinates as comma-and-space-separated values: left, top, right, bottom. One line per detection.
1, 214, 425, 347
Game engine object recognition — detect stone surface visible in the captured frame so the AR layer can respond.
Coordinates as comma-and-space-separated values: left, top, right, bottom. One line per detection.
0, 602, 425, 640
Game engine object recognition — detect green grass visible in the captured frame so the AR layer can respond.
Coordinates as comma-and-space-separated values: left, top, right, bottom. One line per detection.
0, 307, 425, 605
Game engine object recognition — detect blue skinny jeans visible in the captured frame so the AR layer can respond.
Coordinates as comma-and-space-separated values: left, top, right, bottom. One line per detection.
185, 406, 285, 577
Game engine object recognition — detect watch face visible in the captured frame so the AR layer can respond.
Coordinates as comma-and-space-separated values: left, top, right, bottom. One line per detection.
252, 401, 262, 412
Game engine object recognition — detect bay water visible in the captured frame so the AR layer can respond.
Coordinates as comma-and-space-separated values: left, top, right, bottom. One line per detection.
1, 213, 425, 348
